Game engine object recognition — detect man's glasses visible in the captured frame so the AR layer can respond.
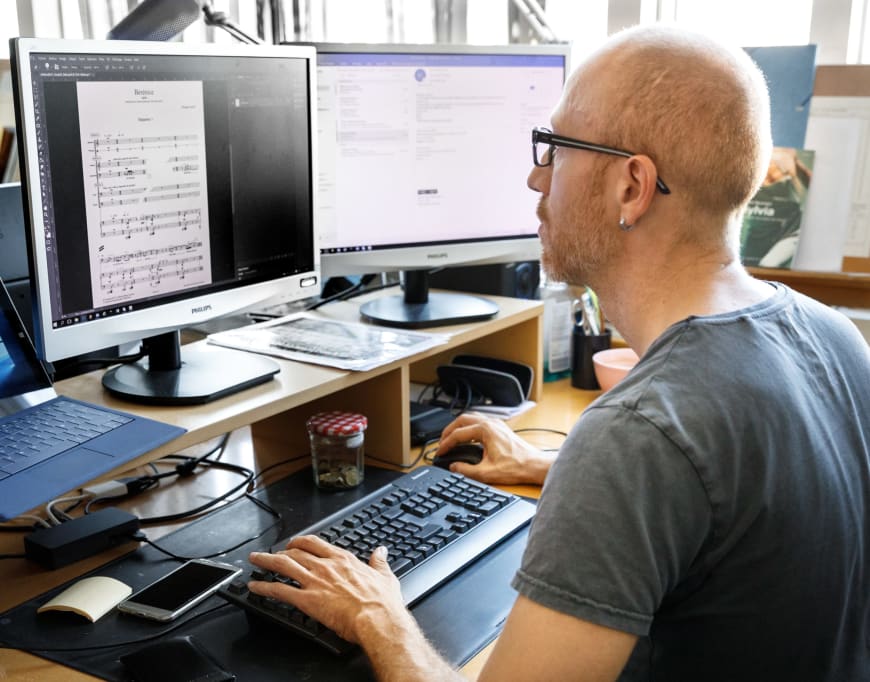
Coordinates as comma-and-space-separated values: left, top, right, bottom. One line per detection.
532, 127, 671, 195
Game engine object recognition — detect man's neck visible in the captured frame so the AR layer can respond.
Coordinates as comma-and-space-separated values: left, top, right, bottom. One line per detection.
596, 249, 773, 357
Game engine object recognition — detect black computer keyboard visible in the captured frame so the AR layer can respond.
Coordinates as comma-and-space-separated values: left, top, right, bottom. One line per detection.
220, 465, 536, 654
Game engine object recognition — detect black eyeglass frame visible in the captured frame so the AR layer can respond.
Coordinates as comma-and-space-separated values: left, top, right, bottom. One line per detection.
532, 127, 671, 195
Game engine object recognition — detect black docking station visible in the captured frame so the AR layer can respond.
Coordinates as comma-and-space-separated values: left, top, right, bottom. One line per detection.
24, 508, 140, 569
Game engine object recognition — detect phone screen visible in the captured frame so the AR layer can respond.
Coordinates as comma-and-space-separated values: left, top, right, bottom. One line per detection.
130, 561, 239, 611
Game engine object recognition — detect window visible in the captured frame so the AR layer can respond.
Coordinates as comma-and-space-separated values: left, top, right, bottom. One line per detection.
655, 0, 814, 47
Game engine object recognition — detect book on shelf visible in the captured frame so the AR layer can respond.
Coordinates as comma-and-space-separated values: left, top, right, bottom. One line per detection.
740, 147, 815, 269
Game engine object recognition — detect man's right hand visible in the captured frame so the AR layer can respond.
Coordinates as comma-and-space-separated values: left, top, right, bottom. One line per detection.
435, 413, 556, 486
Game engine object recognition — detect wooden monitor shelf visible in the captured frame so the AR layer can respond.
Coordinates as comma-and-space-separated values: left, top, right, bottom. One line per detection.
54, 292, 544, 470
748, 267, 870, 308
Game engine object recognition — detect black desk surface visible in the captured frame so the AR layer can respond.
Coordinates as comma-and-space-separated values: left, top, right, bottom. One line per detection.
1, 466, 529, 680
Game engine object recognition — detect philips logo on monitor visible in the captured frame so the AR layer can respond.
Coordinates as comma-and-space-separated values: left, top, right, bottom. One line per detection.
191, 305, 213, 315
427, 253, 448, 260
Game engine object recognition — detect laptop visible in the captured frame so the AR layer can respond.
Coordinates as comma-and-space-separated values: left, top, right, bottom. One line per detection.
0, 278, 186, 521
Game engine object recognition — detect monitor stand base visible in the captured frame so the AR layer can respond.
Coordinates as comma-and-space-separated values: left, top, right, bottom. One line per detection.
102, 346, 279, 405
360, 292, 498, 329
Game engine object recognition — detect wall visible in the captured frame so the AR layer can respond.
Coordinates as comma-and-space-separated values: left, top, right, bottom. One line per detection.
849, 316, 870, 344
0, 61, 12, 129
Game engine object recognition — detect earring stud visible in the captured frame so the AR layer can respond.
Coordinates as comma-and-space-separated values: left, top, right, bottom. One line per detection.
619, 217, 634, 232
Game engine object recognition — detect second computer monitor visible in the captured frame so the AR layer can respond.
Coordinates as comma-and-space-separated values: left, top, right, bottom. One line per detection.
12, 38, 319, 403
315, 43, 569, 327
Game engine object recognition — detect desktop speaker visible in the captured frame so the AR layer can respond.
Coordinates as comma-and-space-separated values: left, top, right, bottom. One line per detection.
427, 261, 540, 300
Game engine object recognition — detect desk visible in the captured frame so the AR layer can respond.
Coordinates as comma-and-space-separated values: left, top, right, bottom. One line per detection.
0, 295, 600, 680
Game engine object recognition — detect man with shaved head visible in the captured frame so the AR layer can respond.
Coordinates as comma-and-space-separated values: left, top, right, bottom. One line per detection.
248, 26, 870, 681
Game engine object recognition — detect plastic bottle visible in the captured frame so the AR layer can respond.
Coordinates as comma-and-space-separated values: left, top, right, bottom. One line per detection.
539, 272, 574, 382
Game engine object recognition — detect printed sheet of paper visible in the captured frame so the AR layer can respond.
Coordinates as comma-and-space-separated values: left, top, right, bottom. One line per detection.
77, 81, 211, 308
207, 313, 448, 371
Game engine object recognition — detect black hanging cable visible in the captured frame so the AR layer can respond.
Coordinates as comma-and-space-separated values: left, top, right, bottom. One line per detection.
249, 453, 310, 489
83, 457, 254, 523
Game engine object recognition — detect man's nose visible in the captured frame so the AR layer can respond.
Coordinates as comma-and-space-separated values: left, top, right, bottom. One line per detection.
527, 163, 550, 194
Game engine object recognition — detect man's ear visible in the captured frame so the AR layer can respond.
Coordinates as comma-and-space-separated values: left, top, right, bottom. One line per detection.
615, 155, 658, 227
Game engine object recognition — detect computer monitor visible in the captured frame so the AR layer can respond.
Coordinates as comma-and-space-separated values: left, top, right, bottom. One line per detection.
10, 38, 319, 404
313, 43, 569, 327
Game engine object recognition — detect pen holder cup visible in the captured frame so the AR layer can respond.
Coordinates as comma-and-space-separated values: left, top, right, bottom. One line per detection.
571, 328, 612, 390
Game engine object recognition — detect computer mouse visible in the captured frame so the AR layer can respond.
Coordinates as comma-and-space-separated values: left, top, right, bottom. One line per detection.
431, 442, 485, 469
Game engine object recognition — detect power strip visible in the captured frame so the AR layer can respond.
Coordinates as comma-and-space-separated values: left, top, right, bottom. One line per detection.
24, 508, 140, 569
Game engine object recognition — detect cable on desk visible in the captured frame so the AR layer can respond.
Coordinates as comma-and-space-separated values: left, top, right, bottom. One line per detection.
415, 380, 439, 404
0, 515, 51, 532
514, 427, 568, 438
514, 427, 568, 453
305, 278, 366, 311
46, 494, 92, 525
248, 452, 310, 490
307, 275, 401, 312
365, 438, 439, 471
132, 493, 282, 562
80, 434, 235, 517
124, 459, 255, 525
50, 347, 148, 375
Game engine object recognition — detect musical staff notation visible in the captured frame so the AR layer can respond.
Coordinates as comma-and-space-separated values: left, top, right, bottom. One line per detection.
98, 239, 203, 266
99, 253, 205, 294
99, 208, 202, 239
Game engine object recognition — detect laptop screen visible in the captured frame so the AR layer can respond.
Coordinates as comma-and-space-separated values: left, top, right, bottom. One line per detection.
0, 280, 53, 399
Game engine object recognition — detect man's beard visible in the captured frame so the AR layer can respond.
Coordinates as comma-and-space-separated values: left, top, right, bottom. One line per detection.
538, 185, 618, 287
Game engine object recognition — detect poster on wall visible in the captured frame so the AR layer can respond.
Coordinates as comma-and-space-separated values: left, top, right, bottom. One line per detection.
740, 147, 815, 269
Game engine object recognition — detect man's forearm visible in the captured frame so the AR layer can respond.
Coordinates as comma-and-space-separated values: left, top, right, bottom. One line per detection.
358, 606, 463, 682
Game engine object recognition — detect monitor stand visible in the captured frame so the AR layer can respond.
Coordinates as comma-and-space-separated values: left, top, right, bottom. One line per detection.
102, 330, 279, 405
360, 271, 499, 329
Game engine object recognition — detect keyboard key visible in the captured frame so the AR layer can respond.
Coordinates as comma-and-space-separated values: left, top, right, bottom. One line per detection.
389, 557, 413, 576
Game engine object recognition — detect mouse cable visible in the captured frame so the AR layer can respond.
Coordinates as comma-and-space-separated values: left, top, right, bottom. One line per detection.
514, 427, 568, 437
366, 445, 430, 471
130, 492, 282, 563
420, 439, 444, 465
514, 427, 568, 452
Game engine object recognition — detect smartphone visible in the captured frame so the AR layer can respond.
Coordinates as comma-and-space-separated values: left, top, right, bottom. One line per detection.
117, 559, 242, 622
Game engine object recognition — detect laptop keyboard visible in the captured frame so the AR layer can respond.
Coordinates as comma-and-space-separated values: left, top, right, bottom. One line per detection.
0, 399, 132, 477
220, 465, 535, 654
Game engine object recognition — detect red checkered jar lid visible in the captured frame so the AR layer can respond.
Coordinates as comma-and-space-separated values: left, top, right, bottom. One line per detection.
306, 411, 368, 436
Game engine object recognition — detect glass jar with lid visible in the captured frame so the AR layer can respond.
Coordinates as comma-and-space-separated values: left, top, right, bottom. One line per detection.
306, 411, 367, 490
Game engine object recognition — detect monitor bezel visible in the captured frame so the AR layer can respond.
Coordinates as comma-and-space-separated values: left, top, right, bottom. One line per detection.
308, 41, 570, 280
11, 37, 320, 363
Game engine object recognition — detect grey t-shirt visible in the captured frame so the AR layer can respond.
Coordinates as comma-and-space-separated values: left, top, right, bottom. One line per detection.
512, 284, 870, 681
